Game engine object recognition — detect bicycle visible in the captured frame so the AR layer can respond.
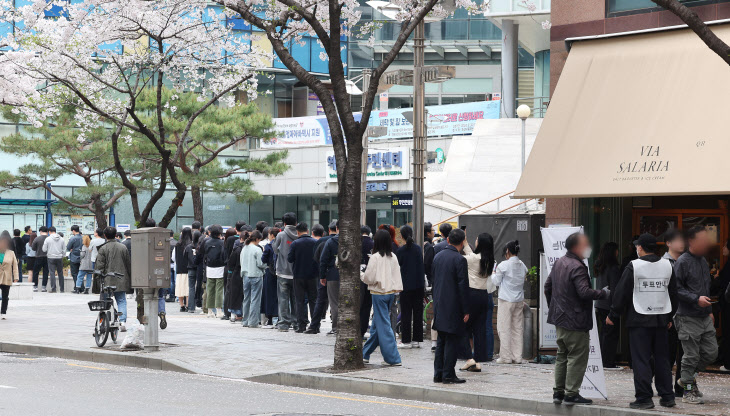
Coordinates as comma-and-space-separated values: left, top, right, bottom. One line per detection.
88, 272, 124, 347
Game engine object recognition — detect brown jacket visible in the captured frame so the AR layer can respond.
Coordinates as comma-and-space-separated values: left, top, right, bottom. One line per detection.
0, 250, 19, 286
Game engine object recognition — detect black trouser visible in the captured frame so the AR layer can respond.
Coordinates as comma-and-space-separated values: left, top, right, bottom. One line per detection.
721, 305, 730, 368
359, 282, 372, 337
629, 327, 673, 402
434, 331, 460, 380
33, 257, 48, 288
309, 279, 329, 330
465, 288, 490, 362
400, 288, 424, 344
596, 309, 620, 367
294, 278, 317, 328
195, 267, 205, 307
70, 262, 80, 288
0, 284, 9, 314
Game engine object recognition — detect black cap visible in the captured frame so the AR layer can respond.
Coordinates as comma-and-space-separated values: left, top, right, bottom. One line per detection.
634, 233, 658, 251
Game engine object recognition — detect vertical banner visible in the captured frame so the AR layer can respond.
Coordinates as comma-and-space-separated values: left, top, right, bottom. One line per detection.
540, 226, 607, 400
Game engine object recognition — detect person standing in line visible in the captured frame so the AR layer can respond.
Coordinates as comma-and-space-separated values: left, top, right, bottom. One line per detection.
593, 242, 621, 369
360, 225, 374, 337
432, 228, 470, 384
661, 228, 686, 396
423, 222, 435, 287
202, 225, 226, 318
194, 224, 208, 313
319, 220, 341, 335
607, 233, 678, 409
25, 232, 37, 287
67, 225, 83, 293
43, 226, 66, 293
261, 227, 280, 328
121, 230, 132, 255
89, 228, 105, 267
184, 231, 201, 314
273, 212, 298, 332
460, 232, 496, 371
305, 222, 336, 334
288, 222, 318, 333
493, 240, 528, 365
222, 226, 240, 320
0, 236, 20, 319
673, 225, 718, 405
95, 226, 131, 332
76, 235, 93, 294
362, 229, 404, 366
714, 238, 730, 373
545, 232, 609, 406
241, 230, 266, 328
174, 228, 192, 312
433, 223, 452, 256
396, 225, 425, 349
31, 226, 49, 292
11, 229, 24, 282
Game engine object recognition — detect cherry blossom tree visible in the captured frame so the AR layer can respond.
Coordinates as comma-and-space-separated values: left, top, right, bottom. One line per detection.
213, 0, 486, 369
0, 0, 267, 227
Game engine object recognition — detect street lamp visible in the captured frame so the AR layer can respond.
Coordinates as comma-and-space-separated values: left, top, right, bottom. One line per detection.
516, 104, 531, 171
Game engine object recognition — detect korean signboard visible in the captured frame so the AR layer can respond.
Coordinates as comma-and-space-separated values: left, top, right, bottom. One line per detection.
325, 147, 410, 183
391, 193, 413, 209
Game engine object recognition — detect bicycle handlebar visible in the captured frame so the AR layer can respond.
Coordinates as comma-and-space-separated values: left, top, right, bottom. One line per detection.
93, 271, 124, 278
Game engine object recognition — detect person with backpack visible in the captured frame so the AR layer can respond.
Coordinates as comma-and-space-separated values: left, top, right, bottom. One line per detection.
272, 212, 298, 332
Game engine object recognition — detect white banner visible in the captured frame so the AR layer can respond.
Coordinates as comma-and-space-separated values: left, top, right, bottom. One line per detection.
325, 146, 410, 183
539, 226, 607, 400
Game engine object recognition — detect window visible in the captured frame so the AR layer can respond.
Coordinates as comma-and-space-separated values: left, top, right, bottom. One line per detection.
607, 0, 730, 16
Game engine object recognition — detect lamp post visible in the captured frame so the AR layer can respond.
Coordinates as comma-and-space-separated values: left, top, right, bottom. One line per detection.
412, 20, 426, 249
360, 69, 371, 225
516, 104, 531, 171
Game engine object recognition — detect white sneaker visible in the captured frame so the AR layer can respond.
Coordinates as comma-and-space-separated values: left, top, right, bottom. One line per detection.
412, 342, 421, 348
495, 358, 512, 364
261, 324, 275, 329
381, 361, 402, 366
1, 314, 5, 320
207, 311, 215, 318
199, 310, 207, 315
720, 366, 730, 372
397, 342, 411, 349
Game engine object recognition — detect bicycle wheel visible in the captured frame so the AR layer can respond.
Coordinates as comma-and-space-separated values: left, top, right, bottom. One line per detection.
94, 312, 109, 347
110, 326, 119, 344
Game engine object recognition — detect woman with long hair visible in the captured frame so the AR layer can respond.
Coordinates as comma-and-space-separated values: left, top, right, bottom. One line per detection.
378, 224, 399, 252
25, 232, 37, 287
493, 240, 528, 364
240, 230, 266, 328
221, 227, 239, 320
260, 227, 280, 328
0, 236, 20, 319
174, 228, 193, 312
362, 229, 404, 366
396, 225, 425, 349
76, 235, 93, 294
594, 241, 621, 368
460, 232, 497, 371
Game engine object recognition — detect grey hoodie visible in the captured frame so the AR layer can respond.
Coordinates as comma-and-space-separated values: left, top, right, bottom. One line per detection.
43, 233, 66, 259
272, 225, 297, 278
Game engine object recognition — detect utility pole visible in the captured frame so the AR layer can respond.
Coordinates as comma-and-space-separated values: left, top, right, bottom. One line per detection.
412, 20, 426, 249
360, 69, 371, 226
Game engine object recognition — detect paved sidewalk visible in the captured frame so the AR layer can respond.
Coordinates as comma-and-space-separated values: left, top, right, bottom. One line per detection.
3, 293, 729, 416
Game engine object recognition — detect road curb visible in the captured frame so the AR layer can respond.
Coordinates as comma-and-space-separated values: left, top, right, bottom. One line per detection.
0, 341, 196, 374
246, 371, 692, 416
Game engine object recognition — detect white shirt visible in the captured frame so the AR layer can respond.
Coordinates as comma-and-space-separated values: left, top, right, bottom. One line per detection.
206, 266, 224, 279
493, 256, 527, 303
462, 244, 496, 293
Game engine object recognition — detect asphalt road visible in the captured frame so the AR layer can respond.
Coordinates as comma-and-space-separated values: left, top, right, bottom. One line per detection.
0, 352, 528, 416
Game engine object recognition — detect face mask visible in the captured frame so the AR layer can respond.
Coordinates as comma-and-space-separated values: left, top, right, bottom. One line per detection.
582, 247, 592, 259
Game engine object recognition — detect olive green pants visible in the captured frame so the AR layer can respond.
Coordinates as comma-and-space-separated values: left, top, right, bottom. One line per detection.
206, 278, 224, 309
554, 326, 590, 397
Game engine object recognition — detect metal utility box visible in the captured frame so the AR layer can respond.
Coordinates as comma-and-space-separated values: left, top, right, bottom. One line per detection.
130, 227, 171, 289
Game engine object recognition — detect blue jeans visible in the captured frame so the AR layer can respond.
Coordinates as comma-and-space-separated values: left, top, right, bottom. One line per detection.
363, 293, 401, 365
486, 293, 494, 360
276, 277, 295, 329
158, 288, 166, 313
243, 276, 263, 326
103, 291, 127, 323
169, 268, 175, 298
76, 270, 93, 289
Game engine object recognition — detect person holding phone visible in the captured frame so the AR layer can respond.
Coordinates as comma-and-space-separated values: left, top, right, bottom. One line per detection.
673, 225, 718, 405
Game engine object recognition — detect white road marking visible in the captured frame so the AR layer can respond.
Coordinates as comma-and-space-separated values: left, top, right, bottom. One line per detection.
0, 385, 17, 389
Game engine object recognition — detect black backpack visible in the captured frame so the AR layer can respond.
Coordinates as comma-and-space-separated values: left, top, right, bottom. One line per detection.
205, 240, 225, 268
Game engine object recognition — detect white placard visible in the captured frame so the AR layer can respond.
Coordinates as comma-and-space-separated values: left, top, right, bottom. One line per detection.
116, 224, 131, 233
540, 226, 607, 400
325, 146, 410, 183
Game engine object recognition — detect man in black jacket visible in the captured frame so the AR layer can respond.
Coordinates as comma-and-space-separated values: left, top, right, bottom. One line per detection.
305, 221, 336, 334
545, 232, 609, 406
288, 222, 318, 333
673, 225, 718, 405
607, 233, 678, 409
423, 222, 435, 286
431, 228, 469, 384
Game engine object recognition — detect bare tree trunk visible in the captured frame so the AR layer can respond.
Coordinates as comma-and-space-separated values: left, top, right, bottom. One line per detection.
192, 185, 203, 224
333, 129, 365, 370
91, 195, 108, 229
652, 0, 730, 65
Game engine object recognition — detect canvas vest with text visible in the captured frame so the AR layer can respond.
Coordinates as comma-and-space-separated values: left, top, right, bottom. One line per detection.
632, 258, 672, 315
